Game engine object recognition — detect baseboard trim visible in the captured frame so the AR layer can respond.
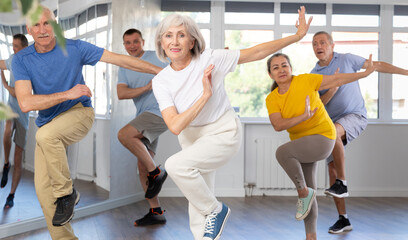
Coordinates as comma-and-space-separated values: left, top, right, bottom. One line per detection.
245, 187, 408, 197
348, 189, 408, 197
0, 192, 145, 238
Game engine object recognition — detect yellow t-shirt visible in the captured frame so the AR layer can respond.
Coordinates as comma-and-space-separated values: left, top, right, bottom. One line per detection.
265, 74, 336, 141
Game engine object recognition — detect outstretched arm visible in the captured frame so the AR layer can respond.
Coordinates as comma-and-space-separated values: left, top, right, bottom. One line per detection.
320, 55, 376, 91
238, 6, 312, 64
319, 68, 339, 105
117, 82, 152, 100
320, 87, 339, 105
269, 96, 317, 131
1, 70, 16, 97
15, 80, 92, 112
161, 65, 214, 135
100, 50, 162, 75
363, 60, 408, 75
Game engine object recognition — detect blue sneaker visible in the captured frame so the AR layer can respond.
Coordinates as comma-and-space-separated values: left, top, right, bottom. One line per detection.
203, 203, 231, 240
295, 187, 316, 221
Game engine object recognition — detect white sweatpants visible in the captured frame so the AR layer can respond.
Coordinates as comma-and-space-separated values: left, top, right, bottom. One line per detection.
165, 109, 242, 240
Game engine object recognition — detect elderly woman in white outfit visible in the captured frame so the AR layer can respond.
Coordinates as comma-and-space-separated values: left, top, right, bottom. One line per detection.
152, 7, 311, 240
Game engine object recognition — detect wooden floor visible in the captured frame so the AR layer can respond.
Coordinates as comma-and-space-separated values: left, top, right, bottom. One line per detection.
4, 195, 408, 240
0, 168, 109, 225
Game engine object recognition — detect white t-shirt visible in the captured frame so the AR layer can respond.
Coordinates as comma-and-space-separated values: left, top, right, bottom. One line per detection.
153, 49, 240, 126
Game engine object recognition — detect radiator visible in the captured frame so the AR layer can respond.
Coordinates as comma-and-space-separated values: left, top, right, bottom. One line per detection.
255, 137, 326, 189
67, 124, 96, 181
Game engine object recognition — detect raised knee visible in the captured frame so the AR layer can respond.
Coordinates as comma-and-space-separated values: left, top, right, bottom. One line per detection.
35, 129, 54, 145
165, 156, 180, 177
275, 146, 286, 163
117, 128, 127, 143
164, 157, 174, 175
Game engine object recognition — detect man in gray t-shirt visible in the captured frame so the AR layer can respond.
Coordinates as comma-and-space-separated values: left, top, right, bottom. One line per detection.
311, 31, 408, 234
0, 33, 30, 209
117, 29, 168, 227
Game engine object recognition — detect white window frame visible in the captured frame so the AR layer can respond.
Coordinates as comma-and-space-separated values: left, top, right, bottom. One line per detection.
60, 3, 112, 119
207, 2, 406, 124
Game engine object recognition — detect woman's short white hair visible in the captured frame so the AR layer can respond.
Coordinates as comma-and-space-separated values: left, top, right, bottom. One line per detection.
155, 14, 206, 62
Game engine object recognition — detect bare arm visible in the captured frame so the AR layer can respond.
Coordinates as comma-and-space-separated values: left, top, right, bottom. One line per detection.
269, 96, 317, 131
100, 50, 162, 75
117, 82, 152, 100
319, 68, 339, 105
161, 65, 214, 135
0, 60, 6, 70
1, 70, 16, 97
15, 80, 92, 112
320, 87, 339, 105
320, 55, 376, 91
238, 6, 312, 64
362, 60, 408, 75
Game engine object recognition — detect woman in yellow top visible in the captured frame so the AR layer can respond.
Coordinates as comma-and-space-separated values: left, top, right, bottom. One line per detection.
265, 53, 375, 240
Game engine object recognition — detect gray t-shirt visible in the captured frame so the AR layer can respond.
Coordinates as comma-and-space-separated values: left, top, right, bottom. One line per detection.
118, 51, 168, 117
5, 55, 29, 129
311, 52, 367, 122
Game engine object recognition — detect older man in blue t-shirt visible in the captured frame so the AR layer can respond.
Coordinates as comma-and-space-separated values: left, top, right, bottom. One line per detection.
12, 7, 162, 240
311, 31, 408, 234
116, 29, 168, 227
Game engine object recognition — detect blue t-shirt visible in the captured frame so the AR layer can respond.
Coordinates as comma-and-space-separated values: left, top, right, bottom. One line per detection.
118, 50, 168, 117
5, 55, 30, 130
311, 52, 367, 122
12, 39, 104, 127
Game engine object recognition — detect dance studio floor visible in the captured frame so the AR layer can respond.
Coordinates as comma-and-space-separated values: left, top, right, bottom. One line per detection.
4, 194, 408, 239
0, 168, 109, 225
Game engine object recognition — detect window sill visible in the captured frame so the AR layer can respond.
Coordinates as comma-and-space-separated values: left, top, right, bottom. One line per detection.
239, 117, 408, 125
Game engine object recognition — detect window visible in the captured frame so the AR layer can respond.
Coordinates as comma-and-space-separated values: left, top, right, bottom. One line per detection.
282, 33, 316, 75
161, 1, 211, 24
332, 32, 379, 118
393, 33, 408, 119
280, 3, 326, 26
332, 4, 380, 27
60, 3, 112, 117
221, 2, 389, 120
161, 0, 211, 46
393, 5, 408, 119
0, 24, 29, 104
156, 2, 404, 122
223, 2, 275, 117
393, 5, 408, 28
225, 30, 274, 117
225, 2, 274, 25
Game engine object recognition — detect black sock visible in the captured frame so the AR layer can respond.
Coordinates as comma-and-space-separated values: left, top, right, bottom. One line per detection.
8, 193, 14, 198
148, 167, 160, 176
151, 207, 163, 214
4, 162, 9, 168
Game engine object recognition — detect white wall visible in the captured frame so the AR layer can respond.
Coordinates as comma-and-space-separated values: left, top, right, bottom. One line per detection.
345, 124, 408, 197
242, 121, 408, 197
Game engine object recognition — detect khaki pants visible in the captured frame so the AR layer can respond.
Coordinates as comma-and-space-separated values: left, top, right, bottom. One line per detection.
165, 109, 242, 239
35, 103, 94, 240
